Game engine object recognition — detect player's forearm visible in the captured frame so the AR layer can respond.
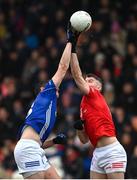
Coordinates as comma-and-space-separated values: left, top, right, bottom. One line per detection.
52, 43, 72, 87
42, 139, 54, 149
70, 53, 89, 94
70, 53, 83, 79
77, 129, 89, 144
58, 42, 72, 74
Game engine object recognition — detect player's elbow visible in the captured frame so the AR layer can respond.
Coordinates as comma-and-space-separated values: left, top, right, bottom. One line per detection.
79, 137, 89, 144
82, 139, 89, 144
59, 63, 68, 72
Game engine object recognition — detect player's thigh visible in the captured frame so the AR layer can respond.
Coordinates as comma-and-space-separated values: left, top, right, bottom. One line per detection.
107, 172, 124, 179
44, 165, 60, 179
90, 171, 107, 179
25, 171, 45, 179
26, 166, 60, 179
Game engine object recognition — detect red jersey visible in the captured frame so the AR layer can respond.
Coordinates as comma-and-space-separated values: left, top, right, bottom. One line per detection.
80, 88, 116, 147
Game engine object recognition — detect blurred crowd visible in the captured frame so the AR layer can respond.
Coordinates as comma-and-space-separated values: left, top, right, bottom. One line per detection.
0, 0, 137, 178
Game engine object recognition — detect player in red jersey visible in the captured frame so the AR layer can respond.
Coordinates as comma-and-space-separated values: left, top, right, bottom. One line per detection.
67, 24, 127, 179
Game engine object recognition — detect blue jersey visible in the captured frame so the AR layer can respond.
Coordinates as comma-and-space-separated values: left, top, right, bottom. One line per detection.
22, 80, 57, 143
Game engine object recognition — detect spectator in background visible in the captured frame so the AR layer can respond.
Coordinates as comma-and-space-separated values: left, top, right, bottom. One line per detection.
0, 0, 137, 178
62, 145, 84, 179
127, 146, 137, 178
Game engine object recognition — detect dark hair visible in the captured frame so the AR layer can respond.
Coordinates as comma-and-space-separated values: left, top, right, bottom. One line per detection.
86, 73, 102, 84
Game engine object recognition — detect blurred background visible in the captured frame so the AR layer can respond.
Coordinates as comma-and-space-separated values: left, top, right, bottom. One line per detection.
0, 0, 137, 179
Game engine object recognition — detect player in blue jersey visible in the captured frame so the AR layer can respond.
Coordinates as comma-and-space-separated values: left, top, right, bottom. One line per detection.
14, 41, 74, 179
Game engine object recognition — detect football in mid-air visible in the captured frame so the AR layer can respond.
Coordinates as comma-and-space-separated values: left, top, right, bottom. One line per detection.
70, 11, 92, 32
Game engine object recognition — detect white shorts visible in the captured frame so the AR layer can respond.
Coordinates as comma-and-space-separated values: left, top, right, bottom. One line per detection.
90, 141, 127, 174
14, 139, 51, 178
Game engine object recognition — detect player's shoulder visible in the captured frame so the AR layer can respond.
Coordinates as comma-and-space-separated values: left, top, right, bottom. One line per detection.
45, 79, 56, 89
39, 80, 56, 95
86, 87, 98, 96
48, 79, 55, 86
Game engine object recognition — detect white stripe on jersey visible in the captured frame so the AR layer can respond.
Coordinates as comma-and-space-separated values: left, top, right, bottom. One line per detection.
39, 101, 53, 139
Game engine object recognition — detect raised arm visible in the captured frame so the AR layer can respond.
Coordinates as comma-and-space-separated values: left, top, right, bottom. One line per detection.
70, 53, 89, 94
52, 42, 72, 88
74, 120, 89, 144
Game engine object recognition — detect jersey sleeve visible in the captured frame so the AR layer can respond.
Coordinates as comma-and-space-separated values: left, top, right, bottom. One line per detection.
39, 79, 56, 97
43, 79, 56, 91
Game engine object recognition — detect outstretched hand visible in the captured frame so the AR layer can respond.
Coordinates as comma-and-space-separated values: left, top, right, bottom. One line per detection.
67, 21, 81, 52
53, 133, 67, 145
